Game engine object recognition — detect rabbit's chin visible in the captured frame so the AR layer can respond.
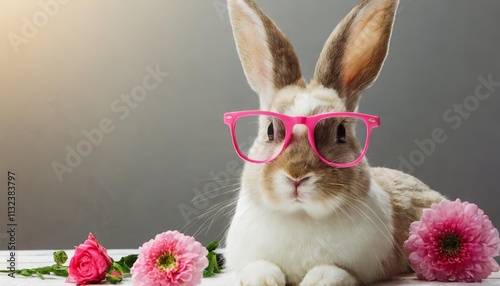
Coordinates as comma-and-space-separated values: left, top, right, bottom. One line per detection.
271, 197, 344, 219
257, 170, 347, 219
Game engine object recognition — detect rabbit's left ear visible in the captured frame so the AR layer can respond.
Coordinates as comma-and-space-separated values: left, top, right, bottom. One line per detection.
228, 0, 304, 110
314, 0, 399, 111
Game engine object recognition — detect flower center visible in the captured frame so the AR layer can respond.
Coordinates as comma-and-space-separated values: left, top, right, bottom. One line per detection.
157, 252, 178, 271
440, 234, 462, 257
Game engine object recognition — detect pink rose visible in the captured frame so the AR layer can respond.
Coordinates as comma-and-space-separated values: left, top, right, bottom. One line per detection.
68, 233, 112, 285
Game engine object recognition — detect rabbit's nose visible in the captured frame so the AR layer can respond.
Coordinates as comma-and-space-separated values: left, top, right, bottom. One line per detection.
286, 174, 312, 188
285, 174, 313, 198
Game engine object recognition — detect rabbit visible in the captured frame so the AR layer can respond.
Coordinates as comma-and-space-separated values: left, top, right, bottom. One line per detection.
224, 0, 446, 285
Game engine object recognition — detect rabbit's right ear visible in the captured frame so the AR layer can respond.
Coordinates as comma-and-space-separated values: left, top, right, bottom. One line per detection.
228, 0, 304, 110
314, 0, 399, 111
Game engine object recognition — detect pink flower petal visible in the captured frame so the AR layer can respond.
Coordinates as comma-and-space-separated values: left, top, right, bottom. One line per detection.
131, 231, 209, 286
68, 233, 112, 285
403, 200, 500, 282
65, 275, 76, 283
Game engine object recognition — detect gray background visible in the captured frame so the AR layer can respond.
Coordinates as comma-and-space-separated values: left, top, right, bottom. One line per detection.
0, 0, 499, 257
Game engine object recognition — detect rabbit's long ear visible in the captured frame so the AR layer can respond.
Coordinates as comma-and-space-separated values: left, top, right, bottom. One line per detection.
228, 0, 304, 110
313, 0, 399, 111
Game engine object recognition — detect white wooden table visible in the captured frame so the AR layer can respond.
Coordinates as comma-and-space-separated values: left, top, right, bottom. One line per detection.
1, 250, 499, 285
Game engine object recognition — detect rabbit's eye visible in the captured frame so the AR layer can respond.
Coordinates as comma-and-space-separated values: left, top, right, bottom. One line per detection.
267, 122, 274, 141
336, 123, 346, 143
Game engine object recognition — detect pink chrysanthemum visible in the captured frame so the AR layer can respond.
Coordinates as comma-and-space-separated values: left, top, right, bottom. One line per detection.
403, 199, 500, 282
132, 231, 209, 286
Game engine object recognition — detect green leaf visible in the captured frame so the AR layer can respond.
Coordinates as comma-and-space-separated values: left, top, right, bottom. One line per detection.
123, 254, 138, 268
115, 254, 138, 274
53, 251, 68, 265
203, 252, 219, 278
19, 269, 34, 277
203, 241, 225, 278
36, 272, 45, 280
203, 262, 214, 278
211, 253, 220, 274
118, 263, 130, 273
52, 265, 69, 277
38, 268, 51, 275
205, 241, 219, 252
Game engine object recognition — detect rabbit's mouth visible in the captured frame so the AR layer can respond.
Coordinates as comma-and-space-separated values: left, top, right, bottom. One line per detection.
291, 192, 305, 203
265, 170, 342, 216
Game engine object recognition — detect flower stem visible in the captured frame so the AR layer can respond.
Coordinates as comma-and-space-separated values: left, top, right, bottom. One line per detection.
0, 264, 68, 278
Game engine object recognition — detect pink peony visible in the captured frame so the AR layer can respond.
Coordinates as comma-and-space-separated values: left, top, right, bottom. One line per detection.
132, 230, 209, 286
68, 233, 112, 285
403, 199, 500, 282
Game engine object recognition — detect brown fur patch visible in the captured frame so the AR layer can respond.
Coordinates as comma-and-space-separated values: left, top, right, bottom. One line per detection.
261, 127, 371, 207
371, 167, 447, 277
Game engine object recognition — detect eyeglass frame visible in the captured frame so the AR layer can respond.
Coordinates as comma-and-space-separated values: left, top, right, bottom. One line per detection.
223, 110, 380, 168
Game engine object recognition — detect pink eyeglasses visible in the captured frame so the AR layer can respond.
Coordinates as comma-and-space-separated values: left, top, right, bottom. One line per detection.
223, 110, 380, 168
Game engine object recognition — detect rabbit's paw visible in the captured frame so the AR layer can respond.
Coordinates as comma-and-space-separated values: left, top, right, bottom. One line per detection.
239, 260, 286, 286
300, 265, 358, 286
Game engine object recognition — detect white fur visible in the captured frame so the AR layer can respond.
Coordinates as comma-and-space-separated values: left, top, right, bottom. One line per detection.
272, 87, 348, 139
239, 260, 286, 286
225, 179, 394, 285
287, 92, 327, 116
300, 265, 358, 286
277, 87, 347, 116
272, 170, 321, 215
